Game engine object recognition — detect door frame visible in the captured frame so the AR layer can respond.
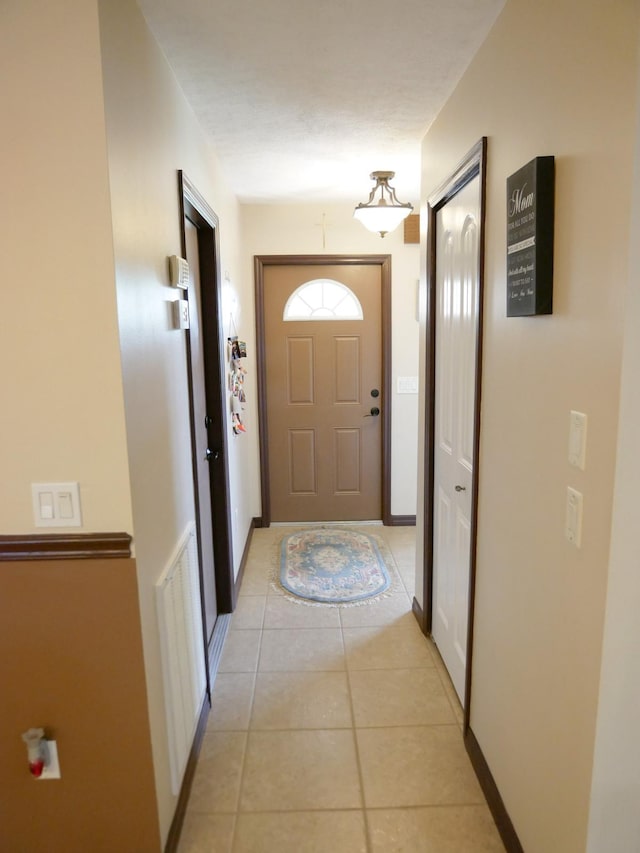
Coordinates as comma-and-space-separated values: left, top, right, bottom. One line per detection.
254, 254, 392, 526
178, 172, 235, 624
421, 139, 487, 730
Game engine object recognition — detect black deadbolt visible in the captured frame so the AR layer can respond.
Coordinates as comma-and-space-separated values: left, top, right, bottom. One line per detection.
371, 389, 380, 398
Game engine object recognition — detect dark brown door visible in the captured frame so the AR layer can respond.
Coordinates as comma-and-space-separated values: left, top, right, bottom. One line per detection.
263, 263, 382, 522
184, 218, 217, 637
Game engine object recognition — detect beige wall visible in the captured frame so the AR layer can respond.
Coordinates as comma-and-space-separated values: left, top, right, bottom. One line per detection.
587, 29, 640, 852
416, 0, 639, 850
241, 203, 420, 517
97, 0, 256, 842
0, 0, 133, 535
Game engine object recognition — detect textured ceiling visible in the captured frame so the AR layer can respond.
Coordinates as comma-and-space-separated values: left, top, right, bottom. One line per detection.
137, 0, 504, 204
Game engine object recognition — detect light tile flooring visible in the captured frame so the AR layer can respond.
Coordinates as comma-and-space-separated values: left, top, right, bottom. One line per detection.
178, 525, 504, 853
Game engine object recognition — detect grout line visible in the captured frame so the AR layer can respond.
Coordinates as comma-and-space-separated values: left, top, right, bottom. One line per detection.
341, 612, 374, 853
219, 664, 434, 674
221, 802, 489, 815
207, 721, 462, 734
228, 557, 266, 848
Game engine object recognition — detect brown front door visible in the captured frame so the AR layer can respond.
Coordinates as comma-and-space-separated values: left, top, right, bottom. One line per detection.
263, 262, 383, 522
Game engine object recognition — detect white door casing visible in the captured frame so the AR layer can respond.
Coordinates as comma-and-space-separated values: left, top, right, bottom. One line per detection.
432, 176, 480, 704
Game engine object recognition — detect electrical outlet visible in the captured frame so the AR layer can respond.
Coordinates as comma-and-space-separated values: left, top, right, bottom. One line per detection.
39, 741, 61, 780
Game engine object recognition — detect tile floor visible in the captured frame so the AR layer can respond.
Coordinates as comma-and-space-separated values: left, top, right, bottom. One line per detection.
178, 525, 505, 853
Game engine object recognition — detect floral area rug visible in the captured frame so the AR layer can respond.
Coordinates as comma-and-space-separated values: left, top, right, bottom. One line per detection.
279, 528, 392, 604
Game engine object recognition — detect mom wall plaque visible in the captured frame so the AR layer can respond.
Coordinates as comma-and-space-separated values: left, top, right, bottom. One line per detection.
506, 156, 555, 316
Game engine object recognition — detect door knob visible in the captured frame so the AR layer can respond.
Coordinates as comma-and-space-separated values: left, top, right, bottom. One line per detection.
205, 448, 220, 461
364, 407, 380, 418
454, 484, 466, 492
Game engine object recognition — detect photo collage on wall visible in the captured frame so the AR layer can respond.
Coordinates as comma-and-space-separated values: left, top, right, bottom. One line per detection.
228, 335, 248, 435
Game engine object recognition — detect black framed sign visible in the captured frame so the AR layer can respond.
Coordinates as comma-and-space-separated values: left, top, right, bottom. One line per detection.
506, 156, 555, 316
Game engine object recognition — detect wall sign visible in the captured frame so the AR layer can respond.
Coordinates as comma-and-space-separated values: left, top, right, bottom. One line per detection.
506, 156, 555, 316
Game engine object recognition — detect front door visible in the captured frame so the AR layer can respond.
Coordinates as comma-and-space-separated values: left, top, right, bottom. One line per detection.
431, 175, 481, 704
262, 263, 383, 522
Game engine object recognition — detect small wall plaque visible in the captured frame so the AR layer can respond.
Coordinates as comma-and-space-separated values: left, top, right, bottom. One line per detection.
403, 214, 420, 244
506, 156, 555, 316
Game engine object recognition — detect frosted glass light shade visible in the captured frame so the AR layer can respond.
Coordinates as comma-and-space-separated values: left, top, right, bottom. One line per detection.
353, 170, 413, 237
353, 202, 412, 236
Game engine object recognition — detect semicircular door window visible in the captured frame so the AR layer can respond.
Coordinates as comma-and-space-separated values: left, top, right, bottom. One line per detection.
283, 278, 364, 321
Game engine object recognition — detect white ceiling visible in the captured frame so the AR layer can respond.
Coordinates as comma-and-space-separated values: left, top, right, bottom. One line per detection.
137, 0, 504, 205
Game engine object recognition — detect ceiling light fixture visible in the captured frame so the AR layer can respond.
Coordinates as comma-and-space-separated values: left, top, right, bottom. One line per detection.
353, 171, 414, 238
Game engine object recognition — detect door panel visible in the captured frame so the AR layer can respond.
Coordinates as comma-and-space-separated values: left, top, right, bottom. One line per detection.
335, 429, 360, 492
334, 337, 360, 403
184, 219, 217, 641
289, 430, 317, 494
459, 219, 479, 472
432, 176, 480, 703
264, 264, 382, 522
287, 337, 315, 403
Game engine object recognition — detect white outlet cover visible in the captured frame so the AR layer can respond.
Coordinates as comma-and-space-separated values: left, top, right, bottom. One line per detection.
569, 410, 587, 470
39, 740, 61, 780
565, 486, 583, 548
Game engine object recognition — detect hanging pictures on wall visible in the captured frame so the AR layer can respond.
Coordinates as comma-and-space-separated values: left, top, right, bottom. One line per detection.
506, 156, 555, 316
228, 334, 248, 434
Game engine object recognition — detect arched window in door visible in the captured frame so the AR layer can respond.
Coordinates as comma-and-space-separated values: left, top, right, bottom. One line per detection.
283, 278, 364, 321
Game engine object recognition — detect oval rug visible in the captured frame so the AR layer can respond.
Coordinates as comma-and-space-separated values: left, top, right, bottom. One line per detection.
280, 528, 390, 604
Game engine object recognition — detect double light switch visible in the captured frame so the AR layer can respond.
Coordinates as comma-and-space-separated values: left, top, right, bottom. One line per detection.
31, 483, 82, 527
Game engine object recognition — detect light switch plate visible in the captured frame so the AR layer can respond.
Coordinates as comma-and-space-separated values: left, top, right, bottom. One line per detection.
39, 740, 61, 780
569, 410, 587, 469
173, 299, 190, 330
397, 376, 419, 394
32, 483, 82, 527
565, 486, 583, 547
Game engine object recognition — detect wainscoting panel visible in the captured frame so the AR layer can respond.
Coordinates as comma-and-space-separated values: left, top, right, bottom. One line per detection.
156, 523, 207, 795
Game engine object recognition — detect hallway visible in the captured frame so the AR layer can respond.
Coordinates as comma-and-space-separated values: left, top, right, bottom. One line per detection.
178, 526, 504, 852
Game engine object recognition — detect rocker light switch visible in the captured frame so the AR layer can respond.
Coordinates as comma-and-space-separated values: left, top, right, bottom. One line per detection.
58, 492, 74, 519
38, 492, 54, 519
